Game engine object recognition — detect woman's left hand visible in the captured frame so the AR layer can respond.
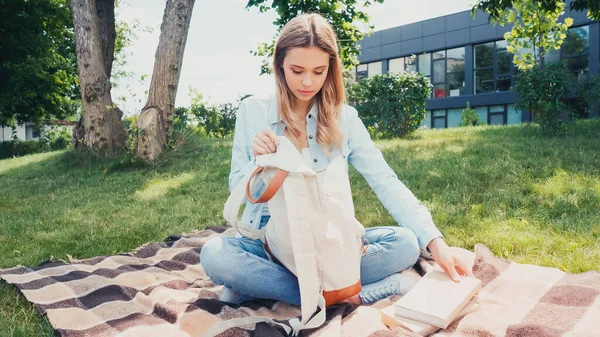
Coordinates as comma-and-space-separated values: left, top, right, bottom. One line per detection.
427, 237, 475, 281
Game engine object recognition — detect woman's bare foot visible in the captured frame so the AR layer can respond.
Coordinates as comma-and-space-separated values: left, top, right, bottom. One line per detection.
340, 293, 362, 305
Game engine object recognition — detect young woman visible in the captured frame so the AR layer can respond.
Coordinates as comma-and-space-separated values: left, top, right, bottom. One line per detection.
200, 13, 474, 306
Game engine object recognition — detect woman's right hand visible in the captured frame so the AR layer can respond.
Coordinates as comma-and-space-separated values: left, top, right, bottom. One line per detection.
252, 129, 279, 156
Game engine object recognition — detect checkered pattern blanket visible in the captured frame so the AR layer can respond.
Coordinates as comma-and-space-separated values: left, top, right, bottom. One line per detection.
1, 226, 598, 337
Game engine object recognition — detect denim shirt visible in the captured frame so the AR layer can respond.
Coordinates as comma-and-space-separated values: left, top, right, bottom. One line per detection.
228, 95, 443, 252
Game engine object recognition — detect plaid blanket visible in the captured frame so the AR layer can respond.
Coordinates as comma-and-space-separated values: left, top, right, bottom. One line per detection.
1, 226, 598, 337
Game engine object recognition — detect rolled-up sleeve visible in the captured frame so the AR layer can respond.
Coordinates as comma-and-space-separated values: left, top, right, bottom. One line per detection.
346, 108, 443, 251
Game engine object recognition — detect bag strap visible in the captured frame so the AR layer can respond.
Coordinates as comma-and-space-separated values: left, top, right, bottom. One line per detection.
222, 167, 266, 241
245, 166, 289, 204
282, 175, 329, 333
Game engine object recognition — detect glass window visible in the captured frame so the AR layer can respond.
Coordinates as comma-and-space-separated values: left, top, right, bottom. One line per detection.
432, 50, 445, 60
474, 40, 514, 94
496, 44, 513, 75
448, 73, 465, 96
405, 56, 417, 72
544, 26, 590, 79
490, 114, 505, 125
563, 26, 589, 56
432, 118, 446, 128
489, 105, 505, 113
388, 58, 404, 74
447, 49, 465, 72
421, 111, 432, 128
447, 108, 463, 128
447, 47, 465, 97
475, 106, 488, 122
433, 60, 445, 83
368, 61, 382, 78
545, 48, 560, 64
507, 104, 522, 125
475, 69, 494, 94
356, 64, 368, 80
418, 53, 431, 76
475, 42, 494, 68
433, 84, 446, 98
489, 105, 506, 125
496, 75, 512, 91
412, 47, 467, 99
432, 109, 446, 128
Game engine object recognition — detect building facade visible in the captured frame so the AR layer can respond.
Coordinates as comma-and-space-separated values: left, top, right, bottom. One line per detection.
0, 122, 74, 142
355, 9, 599, 129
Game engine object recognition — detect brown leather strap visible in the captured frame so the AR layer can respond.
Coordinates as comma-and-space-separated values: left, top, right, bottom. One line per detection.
323, 280, 362, 307
246, 166, 289, 204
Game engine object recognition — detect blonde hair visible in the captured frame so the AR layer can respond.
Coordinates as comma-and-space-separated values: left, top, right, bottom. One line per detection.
273, 13, 345, 153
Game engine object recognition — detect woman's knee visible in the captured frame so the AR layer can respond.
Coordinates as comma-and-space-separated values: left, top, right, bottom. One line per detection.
200, 236, 231, 282
389, 227, 421, 271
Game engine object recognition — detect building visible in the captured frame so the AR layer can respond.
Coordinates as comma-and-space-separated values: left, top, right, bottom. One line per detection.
354, 8, 599, 128
0, 121, 75, 142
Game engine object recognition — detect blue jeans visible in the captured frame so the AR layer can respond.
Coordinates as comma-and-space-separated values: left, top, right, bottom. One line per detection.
200, 216, 420, 306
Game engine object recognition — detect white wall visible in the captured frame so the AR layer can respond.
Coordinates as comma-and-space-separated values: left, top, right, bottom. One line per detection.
1, 125, 26, 141
0, 124, 73, 142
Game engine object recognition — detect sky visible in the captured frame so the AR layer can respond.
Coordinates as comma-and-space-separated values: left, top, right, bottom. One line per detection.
113, 0, 474, 116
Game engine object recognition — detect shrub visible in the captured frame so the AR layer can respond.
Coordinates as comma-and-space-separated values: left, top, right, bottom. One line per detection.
41, 126, 72, 151
460, 102, 485, 126
346, 72, 431, 138
514, 63, 575, 135
190, 101, 237, 138
0, 140, 46, 159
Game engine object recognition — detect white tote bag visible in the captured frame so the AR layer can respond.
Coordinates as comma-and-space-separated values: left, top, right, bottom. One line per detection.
204, 136, 365, 337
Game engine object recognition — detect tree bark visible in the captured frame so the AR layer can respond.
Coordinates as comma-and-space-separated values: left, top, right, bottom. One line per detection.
95, 0, 116, 79
70, 0, 126, 155
136, 0, 196, 163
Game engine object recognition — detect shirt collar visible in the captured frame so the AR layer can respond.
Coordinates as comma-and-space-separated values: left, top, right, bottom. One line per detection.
269, 97, 319, 125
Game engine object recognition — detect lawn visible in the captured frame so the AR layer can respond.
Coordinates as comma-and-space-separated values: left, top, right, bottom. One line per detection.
0, 120, 599, 336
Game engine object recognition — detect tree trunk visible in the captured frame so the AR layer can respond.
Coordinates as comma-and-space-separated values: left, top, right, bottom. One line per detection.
136, 0, 195, 163
95, 0, 116, 79
70, 0, 126, 155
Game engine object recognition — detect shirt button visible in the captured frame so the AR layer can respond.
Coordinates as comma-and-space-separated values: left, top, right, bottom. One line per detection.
308, 114, 312, 119
309, 135, 313, 140
313, 158, 318, 163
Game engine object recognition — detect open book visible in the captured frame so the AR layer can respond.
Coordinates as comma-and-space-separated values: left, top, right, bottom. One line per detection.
392, 270, 481, 329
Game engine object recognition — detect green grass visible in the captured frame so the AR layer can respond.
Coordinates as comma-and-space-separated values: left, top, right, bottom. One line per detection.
1, 120, 599, 335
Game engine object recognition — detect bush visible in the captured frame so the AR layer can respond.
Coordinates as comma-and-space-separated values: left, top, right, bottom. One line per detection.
346, 72, 431, 138
190, 101, 237, 138
120, 115, 140, 165
41, 126, 72, 151
173, 107, 191, 132
0, 140, 47, 159
582, 75, 600, 116
514, 63, 575, 135
460, 102, 485, 126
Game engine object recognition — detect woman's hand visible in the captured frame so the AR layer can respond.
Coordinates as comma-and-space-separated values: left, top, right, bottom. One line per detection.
427, 237, 475, 281
252, 130, 279, 156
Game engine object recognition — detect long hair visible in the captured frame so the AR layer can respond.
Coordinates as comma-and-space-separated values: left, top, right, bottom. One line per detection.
273, 13, 345, 153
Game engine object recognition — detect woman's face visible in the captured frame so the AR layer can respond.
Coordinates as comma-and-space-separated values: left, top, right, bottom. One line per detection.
282, 46, 330, 104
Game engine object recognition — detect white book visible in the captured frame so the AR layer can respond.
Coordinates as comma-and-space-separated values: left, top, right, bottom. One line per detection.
393, 270, 481, 329
380, 298, 480, 336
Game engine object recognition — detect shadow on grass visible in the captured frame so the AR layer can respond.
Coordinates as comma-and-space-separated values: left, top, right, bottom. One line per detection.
0, 135, 233, 268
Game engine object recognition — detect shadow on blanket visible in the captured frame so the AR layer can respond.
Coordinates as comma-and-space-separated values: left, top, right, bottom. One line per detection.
0, 226, 599, 337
